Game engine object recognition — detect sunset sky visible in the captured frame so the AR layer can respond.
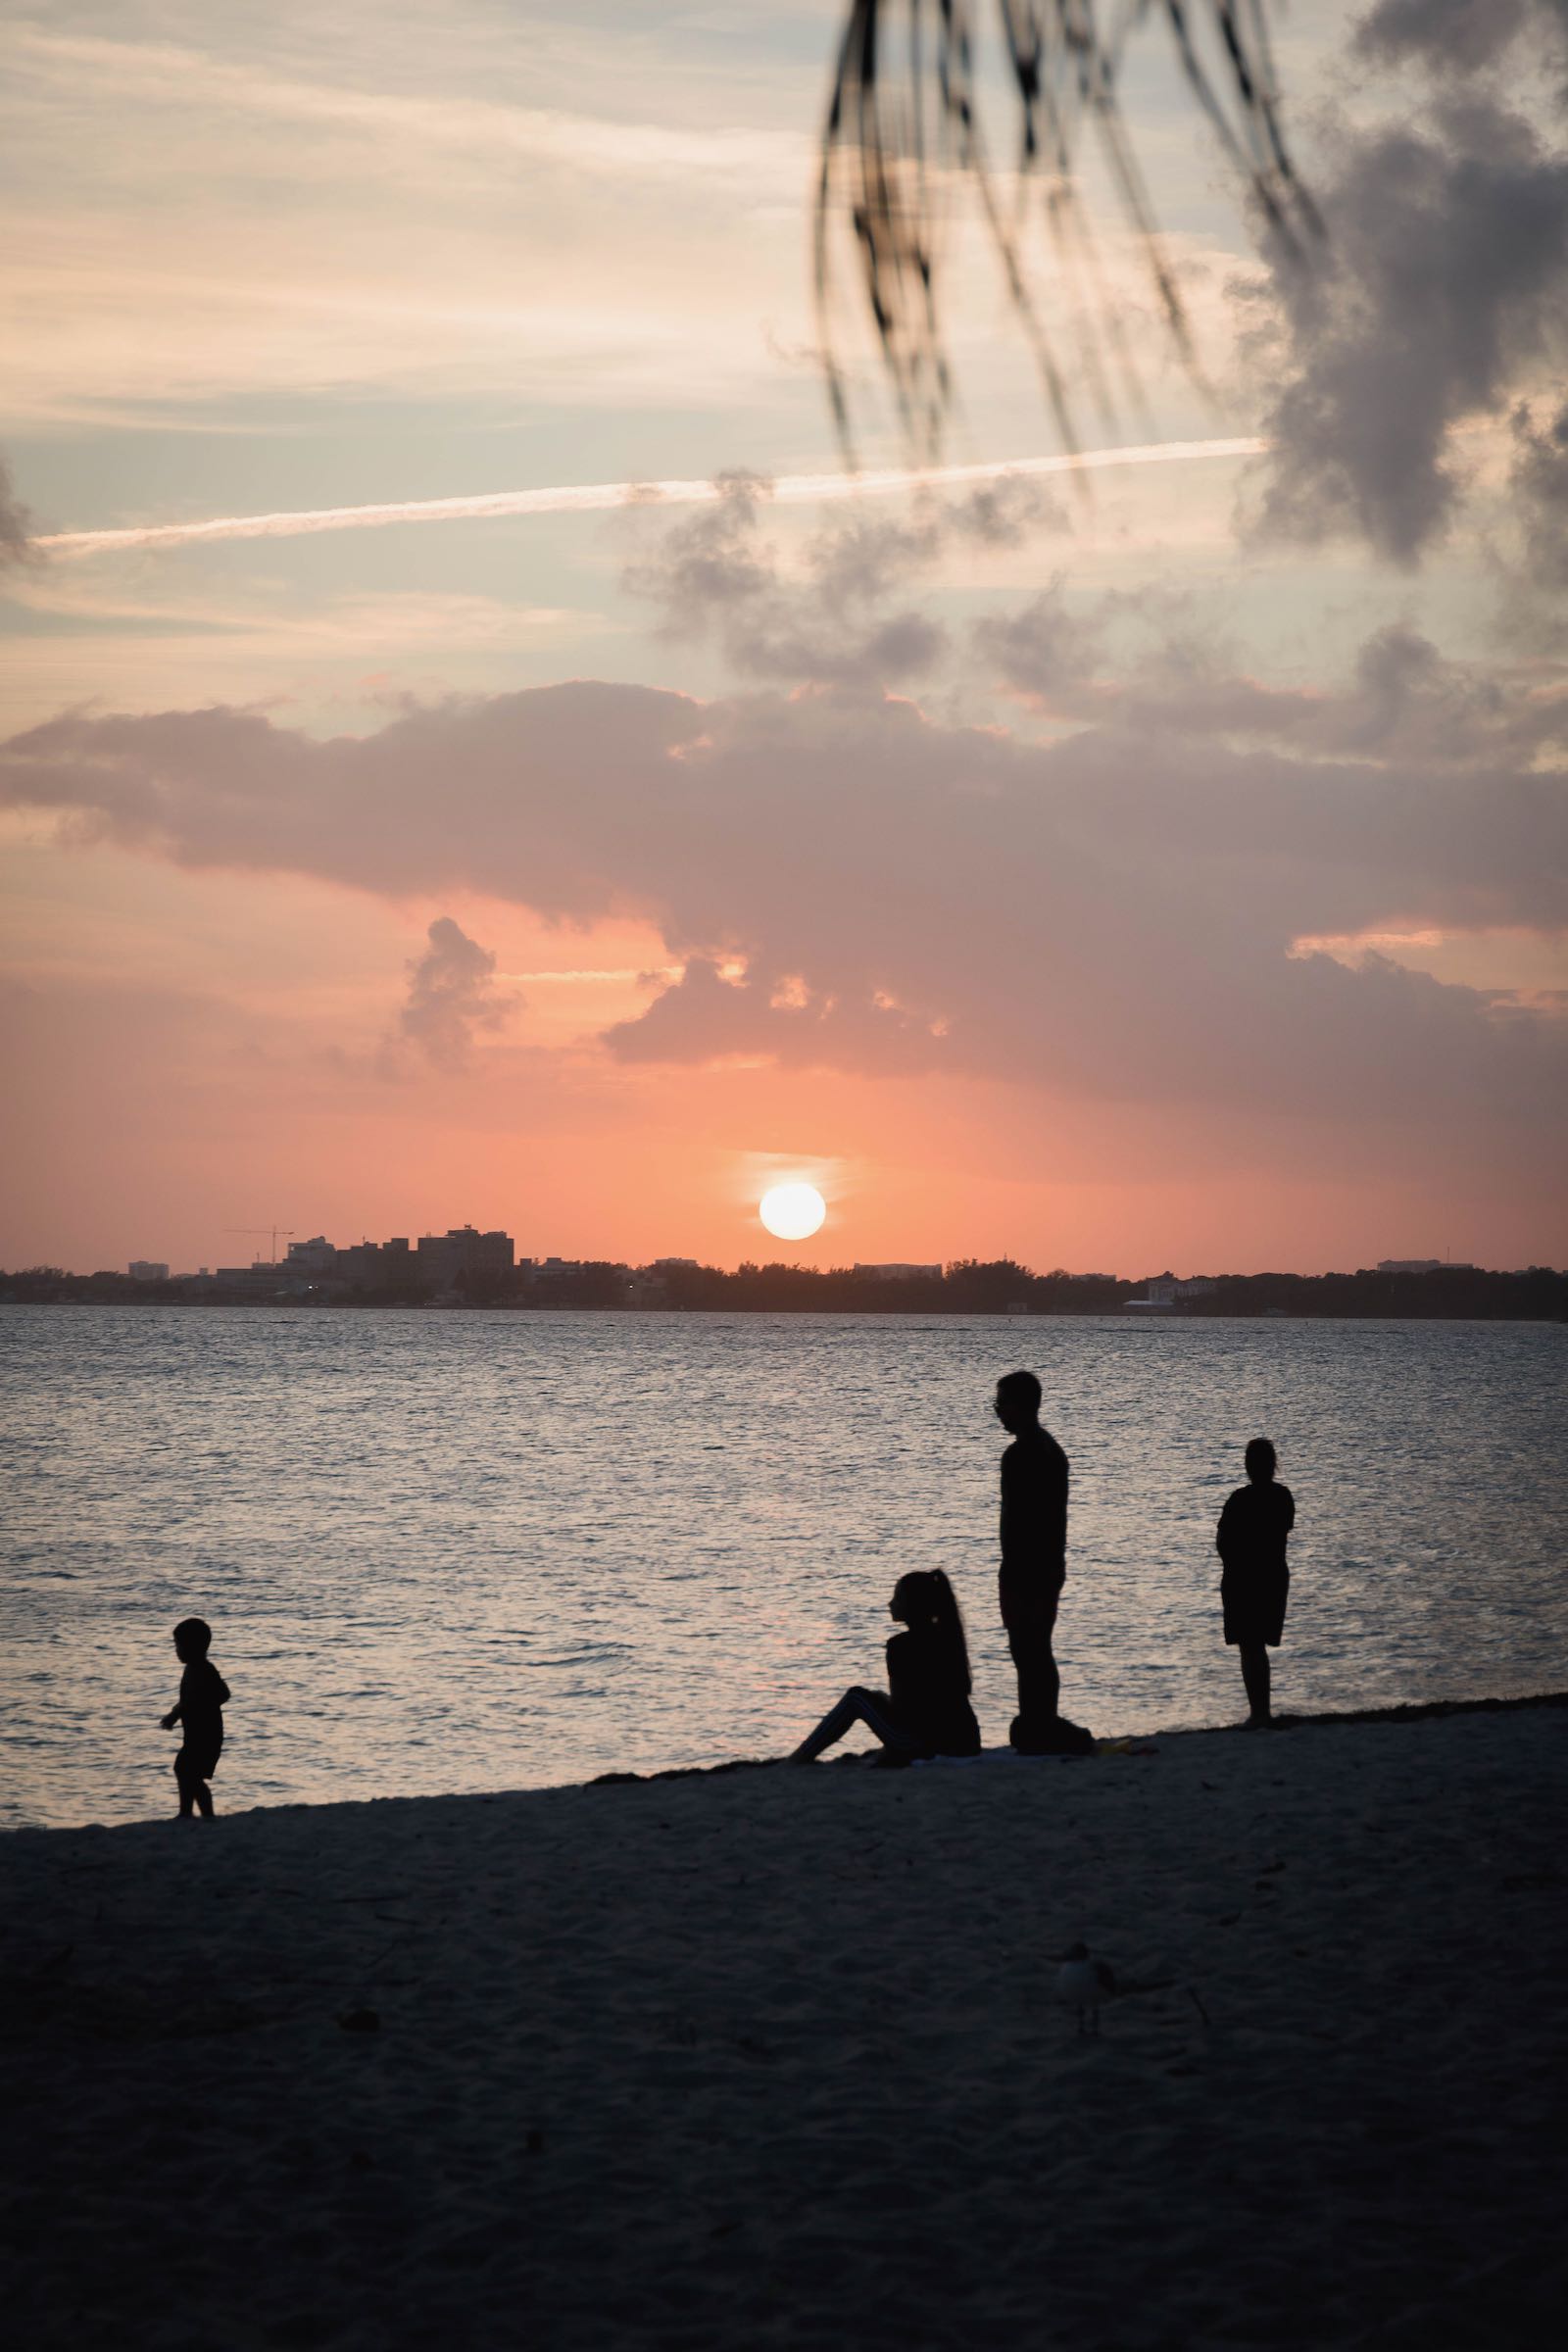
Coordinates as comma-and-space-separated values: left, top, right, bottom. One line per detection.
2, 0, 1565, 1277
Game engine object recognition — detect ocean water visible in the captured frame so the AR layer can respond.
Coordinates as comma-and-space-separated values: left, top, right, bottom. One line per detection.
2, 1304, 1565, 1829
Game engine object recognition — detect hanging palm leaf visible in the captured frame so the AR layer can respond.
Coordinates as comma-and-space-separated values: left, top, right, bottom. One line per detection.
815, 1, 1320, 465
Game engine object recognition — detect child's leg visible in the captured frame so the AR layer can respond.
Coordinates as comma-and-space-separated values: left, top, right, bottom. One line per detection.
173, 1751, 215, 1816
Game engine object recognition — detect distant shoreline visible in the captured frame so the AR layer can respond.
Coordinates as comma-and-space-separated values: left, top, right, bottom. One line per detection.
5, 1279, 1566, 1325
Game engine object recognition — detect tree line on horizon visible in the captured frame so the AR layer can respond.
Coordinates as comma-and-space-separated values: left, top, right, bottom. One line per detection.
3, 1257, 1564, 1321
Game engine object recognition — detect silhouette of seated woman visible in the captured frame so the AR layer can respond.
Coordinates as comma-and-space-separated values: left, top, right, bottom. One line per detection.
791, 1570, 981, 1764
1217, 1438, 1296, 1728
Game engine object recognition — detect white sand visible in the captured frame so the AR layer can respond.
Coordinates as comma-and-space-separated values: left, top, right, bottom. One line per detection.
3, 1700, 1565, 2350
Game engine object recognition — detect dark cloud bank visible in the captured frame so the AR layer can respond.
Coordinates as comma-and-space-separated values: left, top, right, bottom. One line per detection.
1251, 0, 1568, 566
2, 661, 1562, 1191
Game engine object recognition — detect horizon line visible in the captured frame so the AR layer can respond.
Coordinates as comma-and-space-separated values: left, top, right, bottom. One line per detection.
10, 1258, 1549, 1285
34, 435, 1266, 557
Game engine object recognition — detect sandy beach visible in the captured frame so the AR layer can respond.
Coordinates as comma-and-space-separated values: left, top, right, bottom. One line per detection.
3, 1696, 1565, 2350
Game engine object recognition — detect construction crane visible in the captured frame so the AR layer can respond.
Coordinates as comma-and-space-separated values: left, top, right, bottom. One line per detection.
225, 1226, 295, 1265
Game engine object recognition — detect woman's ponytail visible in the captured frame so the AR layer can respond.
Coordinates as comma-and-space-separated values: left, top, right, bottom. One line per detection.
928, 1569, 973, 1695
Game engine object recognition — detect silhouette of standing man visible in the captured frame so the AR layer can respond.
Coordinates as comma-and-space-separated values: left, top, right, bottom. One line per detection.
994, 1370, 1069, 1747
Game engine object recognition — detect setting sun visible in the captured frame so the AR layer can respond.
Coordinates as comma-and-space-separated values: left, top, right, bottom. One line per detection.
759, 1182, 826, 1241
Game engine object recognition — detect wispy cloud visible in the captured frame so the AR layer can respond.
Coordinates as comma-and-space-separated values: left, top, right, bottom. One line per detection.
0, 10, 814, 419
10, 29, 808, 190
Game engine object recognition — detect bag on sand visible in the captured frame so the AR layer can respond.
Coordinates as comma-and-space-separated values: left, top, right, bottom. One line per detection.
1009, 1713, 1096, 1757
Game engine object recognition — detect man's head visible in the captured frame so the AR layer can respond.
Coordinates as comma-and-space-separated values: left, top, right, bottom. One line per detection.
1244, 1438, 1277, 1483
994, 1369, 1042, 1435
173, 1617, 212, 1662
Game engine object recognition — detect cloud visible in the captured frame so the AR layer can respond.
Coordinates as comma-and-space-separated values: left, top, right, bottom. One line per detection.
11, 27, 809, 194
0, 10, 814, 422
602, 955, 947, 1073
1355, 1, 1568, 79
624, 469, 1061, 685
983, 603, 1568, 767
1249, 25, 1568, 564
390, 915, 512, 1071
0, 454, 34, 569
1508, 398, 1568, 593
2, 667, 1562, 1198
973, 581, 1117, 706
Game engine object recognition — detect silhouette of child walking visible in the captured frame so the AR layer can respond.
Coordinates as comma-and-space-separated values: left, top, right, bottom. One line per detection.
791, 1570, 981, 1764
1216, 1440, 1295, 1728
161, 1617, 230, 1818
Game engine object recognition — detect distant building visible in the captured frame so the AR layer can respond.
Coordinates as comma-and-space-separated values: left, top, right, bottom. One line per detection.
128, 1260, 169, 1282
526, 1256, 587, 1291
1378, 1258, 1444, 1274
651, 1257, 700, 1269
1124, 1273, 1216, 1312
416, 1225, 514, 1290
344, 1237, 414, 1289
285, 1236, 338, 1275
853, 1263, 942, 1281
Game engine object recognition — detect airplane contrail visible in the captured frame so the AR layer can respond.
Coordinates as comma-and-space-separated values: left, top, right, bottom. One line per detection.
34, 436, 1264, 557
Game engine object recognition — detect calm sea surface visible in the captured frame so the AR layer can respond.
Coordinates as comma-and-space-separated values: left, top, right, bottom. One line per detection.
3, 1305, 1565, 1829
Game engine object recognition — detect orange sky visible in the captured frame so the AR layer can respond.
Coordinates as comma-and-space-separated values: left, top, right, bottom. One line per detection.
1, 2, 1564, 1277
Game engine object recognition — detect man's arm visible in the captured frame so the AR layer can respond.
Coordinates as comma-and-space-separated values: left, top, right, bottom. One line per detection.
1216, 1494, 1237, 1562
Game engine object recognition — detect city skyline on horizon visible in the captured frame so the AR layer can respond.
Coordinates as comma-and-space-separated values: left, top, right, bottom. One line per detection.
21, 1217, 1546, 1287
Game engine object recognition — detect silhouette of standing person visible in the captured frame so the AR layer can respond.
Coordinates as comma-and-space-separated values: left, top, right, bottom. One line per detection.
791, 1571, 981, 1764
994, 1370, 1069, 1747
1217, 1439, 1295, 1728
160, 1617, 230, 1818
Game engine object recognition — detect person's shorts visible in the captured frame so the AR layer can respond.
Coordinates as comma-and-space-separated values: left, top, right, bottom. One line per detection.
999, 1572, 1064, 1638
175, 1744, 221, 1780
1222, 1570, 1289, 1647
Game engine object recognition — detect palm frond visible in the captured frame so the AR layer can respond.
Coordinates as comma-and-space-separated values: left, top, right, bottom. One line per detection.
815, 1, 1320, 466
